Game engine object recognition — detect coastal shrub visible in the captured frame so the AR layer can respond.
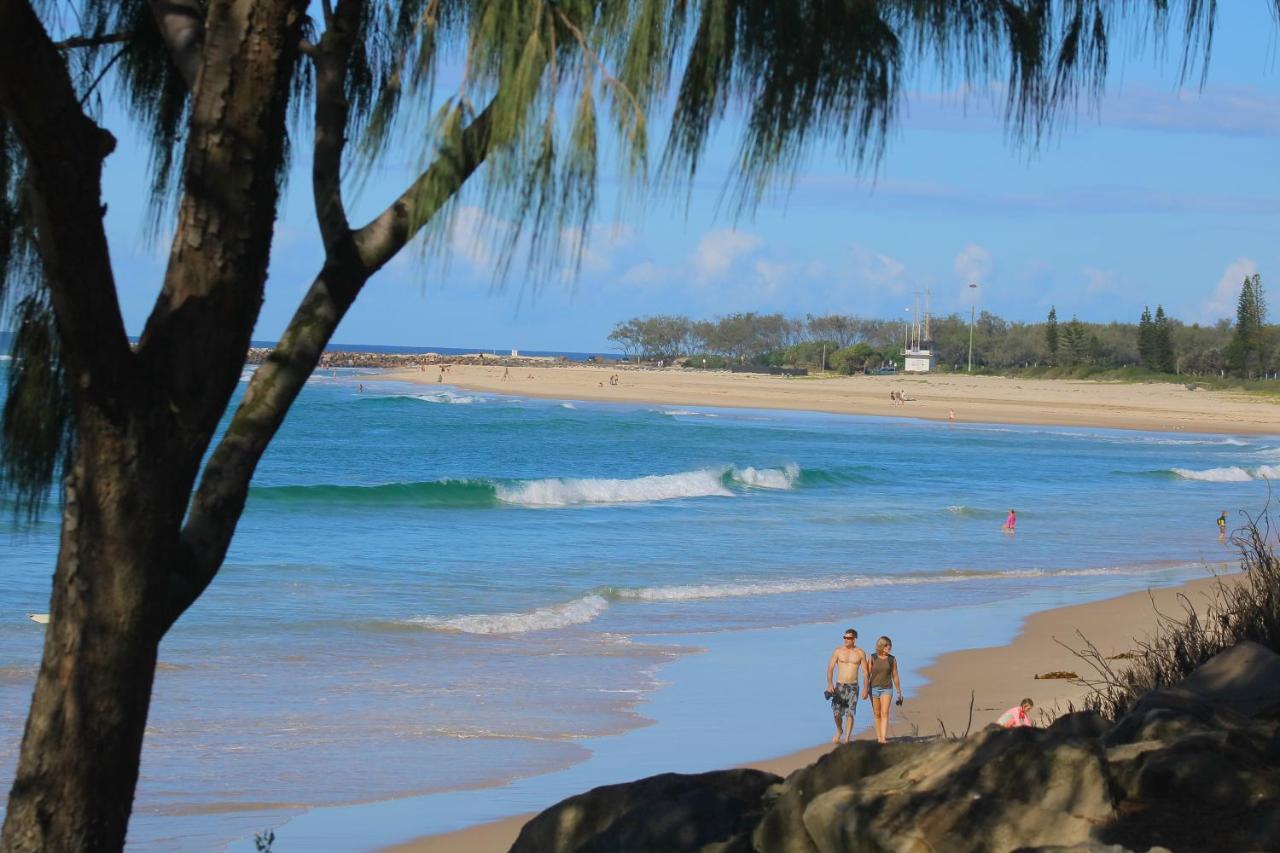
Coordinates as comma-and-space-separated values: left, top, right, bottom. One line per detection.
1076, 511, 1279, 720
683, 354, 732, 370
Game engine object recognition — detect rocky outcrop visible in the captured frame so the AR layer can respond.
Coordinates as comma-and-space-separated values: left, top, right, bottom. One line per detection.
508, 769, 781, 853
511, 642, 1280, 853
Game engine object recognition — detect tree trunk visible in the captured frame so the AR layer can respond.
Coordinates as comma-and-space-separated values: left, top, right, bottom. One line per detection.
2, 412, 182, 852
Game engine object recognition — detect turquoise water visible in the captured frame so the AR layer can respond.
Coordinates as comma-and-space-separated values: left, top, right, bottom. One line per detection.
0, 365, 1272, 848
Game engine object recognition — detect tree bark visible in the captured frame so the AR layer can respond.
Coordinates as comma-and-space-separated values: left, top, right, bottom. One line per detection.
3, 0, 499, 846
2, 415, 179, 851
1, 1, 305, 850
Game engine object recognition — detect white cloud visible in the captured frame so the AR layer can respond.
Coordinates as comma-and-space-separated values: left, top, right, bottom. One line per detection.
849, 244, 907, 291
1082, 267, 1123, 294
753, 259, 791, 295
1202, 257, 1258, 324
953, 244, 993, 285
447, 206, 505, 270
618, 260, 670, 288
561, 222, 637, 274
693, 229, 761, 284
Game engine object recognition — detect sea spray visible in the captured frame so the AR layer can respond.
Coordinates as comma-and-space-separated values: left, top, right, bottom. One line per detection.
406, 595, 610, 634
1172, 466, 1261, 482
249, 464, 817, 509
604, 565, 1164, 603
497, 470, 733, 506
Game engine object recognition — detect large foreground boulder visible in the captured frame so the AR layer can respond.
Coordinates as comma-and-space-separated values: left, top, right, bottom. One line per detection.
508, 768, 780, 853
510, 643, 1280, 852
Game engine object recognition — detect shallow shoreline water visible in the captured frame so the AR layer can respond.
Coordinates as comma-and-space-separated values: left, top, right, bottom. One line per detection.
379, 572, 1238, 853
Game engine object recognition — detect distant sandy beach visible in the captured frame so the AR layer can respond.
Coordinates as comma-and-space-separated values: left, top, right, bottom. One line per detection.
382, 364, 1280, 435
389, 572, 1238, 853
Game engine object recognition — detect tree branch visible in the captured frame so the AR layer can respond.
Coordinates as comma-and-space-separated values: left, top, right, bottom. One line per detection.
173, 100, 498, 621
312, 0, 362, 252
135, 0, 307, 444
354, 102, 494, 274
146, 0, 204, 88
0, 0, 133, 394
54, 32, 134, 50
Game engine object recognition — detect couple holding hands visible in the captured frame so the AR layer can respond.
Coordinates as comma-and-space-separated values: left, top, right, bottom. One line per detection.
825, 629, 902, 744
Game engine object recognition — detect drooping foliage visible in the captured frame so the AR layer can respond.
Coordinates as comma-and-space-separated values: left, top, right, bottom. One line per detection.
2, 0, 1279, 518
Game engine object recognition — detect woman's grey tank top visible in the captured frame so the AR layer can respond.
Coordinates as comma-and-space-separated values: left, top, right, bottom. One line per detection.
870, 653, 895, 688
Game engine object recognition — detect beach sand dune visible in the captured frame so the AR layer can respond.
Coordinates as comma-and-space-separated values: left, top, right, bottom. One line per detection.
384, 365, 1280, 435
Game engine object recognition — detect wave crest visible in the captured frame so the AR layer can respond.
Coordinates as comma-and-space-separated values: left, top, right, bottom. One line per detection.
497, 470, 733, 506
406, 595, 609, 634
1171, 466, 1277, 482
606, 566, 1158, 602
253, 464, 823, 509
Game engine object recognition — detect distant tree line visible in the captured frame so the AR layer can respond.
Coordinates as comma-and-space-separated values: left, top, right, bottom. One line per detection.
608, 276, 1277, 378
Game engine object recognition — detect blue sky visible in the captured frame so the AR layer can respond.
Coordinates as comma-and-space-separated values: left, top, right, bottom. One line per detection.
97, 6, 1280, 353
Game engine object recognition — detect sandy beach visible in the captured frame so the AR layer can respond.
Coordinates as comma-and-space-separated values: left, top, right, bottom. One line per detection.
390, 572, 1238, 853
383, 364, 1280, 435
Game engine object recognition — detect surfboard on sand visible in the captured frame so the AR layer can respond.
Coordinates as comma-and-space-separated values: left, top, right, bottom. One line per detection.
27, 613, 48, 625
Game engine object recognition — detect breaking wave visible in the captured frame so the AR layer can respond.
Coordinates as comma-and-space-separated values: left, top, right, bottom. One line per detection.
1170, 465, 1280, 482
406, 595, 610, 634
250, 465, 829, 509
396, 565, 1183, 634
605, 566, 1164, 603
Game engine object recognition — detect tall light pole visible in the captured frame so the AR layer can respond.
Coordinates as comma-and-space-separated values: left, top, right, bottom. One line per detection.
967, 283, 979, 372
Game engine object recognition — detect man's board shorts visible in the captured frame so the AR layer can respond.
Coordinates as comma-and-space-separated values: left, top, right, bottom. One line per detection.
831, 682, 857, 720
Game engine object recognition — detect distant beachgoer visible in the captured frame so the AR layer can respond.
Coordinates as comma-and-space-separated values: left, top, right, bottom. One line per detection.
1217, 510, 1228, 536
889, 390, 896, 405
865, 636, 902, 744
948, 408, 955, 422
997, 698, 1035, 728
502, 367, 510, 381
826, 628, 869, 744
437, 372, 444, 383
1003, 509, 1017, 532
358, 383, 364, 393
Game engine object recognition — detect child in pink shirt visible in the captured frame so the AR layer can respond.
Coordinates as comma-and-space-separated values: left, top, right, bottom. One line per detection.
997, 698, 1034, 727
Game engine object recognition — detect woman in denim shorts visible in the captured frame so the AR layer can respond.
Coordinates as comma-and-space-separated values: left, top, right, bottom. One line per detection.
866, 636, 902, 744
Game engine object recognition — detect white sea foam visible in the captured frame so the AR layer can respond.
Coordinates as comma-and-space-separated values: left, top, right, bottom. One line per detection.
609, 567, 1148, 603
1173, 466, 1262, 482
559, 402, 576, 409
661, 409, 717, 418
412, 391, 478, 405
730, 464, 801, 489
238, 367, 257, 383
498, 469, 732, 506
407, 594, 609, 634
0, 355, 11, 362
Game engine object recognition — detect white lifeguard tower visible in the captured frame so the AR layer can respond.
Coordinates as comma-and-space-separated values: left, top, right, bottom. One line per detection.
903, 290, 935, 373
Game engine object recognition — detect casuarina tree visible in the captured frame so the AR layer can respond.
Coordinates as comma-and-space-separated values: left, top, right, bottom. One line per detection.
1, 1, 1276, 849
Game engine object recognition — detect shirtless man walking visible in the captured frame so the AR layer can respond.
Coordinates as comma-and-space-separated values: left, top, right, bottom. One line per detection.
826, 628, 870, 743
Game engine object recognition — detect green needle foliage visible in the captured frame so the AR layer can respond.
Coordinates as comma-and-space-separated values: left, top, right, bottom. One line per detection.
3, 0, 1279, 517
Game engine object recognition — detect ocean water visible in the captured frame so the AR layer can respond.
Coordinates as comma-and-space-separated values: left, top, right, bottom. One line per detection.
0, 366, 1272, 848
